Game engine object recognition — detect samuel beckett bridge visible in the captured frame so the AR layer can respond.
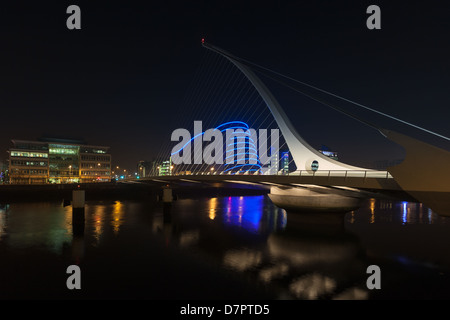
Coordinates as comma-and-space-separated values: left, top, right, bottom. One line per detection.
122, 41, 450, 217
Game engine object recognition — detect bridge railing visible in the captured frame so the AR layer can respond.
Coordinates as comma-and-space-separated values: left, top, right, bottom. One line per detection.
165, 170, 394, 179
293, 170, 393, 179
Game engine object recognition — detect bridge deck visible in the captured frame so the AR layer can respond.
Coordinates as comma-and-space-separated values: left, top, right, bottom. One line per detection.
124, 170, 401, 191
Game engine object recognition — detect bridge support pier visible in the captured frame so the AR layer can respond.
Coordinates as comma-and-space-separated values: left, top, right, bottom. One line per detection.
162, 186, 173, 214
268, 186, 363, 213
72, 189, 85, 235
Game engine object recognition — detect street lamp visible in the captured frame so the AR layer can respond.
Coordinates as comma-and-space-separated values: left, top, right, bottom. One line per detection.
68, 165, 72, 183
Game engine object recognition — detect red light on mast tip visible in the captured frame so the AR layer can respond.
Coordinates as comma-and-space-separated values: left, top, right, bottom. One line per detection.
201, 38, 205, 44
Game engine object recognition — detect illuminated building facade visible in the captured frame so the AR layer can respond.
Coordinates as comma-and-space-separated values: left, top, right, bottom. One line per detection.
8, 138, 111, 184
281, 151, 289, 174
266, 146, 278, 175
318, 145, 338, 160
158, 158, 172, 176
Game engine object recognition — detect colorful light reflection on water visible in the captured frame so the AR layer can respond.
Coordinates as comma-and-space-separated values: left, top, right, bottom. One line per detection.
0, 196, 450, 299
222, 195, 286, 234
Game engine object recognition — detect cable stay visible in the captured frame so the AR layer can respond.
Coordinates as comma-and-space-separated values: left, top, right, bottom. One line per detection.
202, 41, 450, 142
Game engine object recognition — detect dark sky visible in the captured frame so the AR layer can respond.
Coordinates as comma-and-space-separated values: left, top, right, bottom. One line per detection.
1, 1, 449, 171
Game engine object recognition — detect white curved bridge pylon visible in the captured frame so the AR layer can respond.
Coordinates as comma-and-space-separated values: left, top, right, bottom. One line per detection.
202, 42, 374, 173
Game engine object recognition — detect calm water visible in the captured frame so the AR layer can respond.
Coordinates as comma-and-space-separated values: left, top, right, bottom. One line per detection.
1, 195, 450, 300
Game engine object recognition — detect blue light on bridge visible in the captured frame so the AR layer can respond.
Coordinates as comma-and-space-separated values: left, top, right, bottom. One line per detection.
219, 121, 261, 174
223, 164, 261, 173
171, 120, 262, 174
215, 121, 249, 130
171, 131, 205, 156
171, 121, 251, 156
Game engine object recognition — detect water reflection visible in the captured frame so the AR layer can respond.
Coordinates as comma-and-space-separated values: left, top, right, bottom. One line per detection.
151, 196, 287, 247
156, 196, 369, 299
0, 201, 132, 257
112, 201, 124, 235
222, 195, 286, 234
1, 195, 450, 299
369, 198, 375, 224
265, 212, 368, 299
347, 198, 445, 225
209, 197, 217, 220
90, 204, 106, 244
0, 203, 72, 254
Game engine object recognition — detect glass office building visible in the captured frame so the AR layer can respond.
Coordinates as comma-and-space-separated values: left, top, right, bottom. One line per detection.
8, 138, 111, 184
158, 158, 172, 176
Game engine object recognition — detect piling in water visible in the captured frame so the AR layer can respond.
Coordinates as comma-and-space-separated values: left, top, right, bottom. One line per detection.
72, 190, 85, 234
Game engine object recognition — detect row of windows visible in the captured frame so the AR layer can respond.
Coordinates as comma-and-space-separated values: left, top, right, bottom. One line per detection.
45, 170, 111, 175
49, 172, 78, 177
80, 171, 110, 176
11, 151, 48, 158
49, 164, 78, 170
81, 148, 107, 154
49, 148, 78, 155
13, 144, 48, 151
49, 156, 76, 161
11, 178, 47, 184
11, 153, 110, 161
12, 145, 108, 154
80, 163, 110, 168
81, 155, 110, 161
10, 169, 111, 175
11, 161, 48, 167
12, 169, 48, 175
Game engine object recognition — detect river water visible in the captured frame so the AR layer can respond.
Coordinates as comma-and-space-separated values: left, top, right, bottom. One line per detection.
1, 195, 450, 300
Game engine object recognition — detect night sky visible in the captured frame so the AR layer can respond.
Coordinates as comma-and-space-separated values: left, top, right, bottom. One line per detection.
1, 1, 449, 171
